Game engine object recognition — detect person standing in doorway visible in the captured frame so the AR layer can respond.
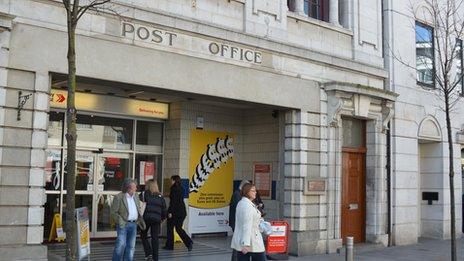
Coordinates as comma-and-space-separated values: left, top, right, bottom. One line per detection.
139, 179, 167, 261
231, 183, 266, 261
111, 178, 146, 261
163, 175, 193, 251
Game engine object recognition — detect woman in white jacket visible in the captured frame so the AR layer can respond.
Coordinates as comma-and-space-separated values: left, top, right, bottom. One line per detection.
231, 183, 266, 261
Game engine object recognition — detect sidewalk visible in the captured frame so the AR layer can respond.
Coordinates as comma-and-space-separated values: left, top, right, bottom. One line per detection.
48, 236, 463, 260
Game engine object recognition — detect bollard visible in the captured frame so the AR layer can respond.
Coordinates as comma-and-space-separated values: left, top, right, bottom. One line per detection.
345, 237, 354, 261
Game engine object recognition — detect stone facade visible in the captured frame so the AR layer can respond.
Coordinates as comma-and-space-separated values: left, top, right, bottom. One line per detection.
384, 0, 464, 245
1, 0, 444, 259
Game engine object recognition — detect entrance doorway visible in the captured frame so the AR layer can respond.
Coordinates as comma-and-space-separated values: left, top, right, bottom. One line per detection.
44, 111, 164, 239
341, 118, 366, 244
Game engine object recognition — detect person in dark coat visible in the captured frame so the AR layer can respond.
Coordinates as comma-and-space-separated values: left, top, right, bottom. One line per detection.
253, 190, 265, 217
163, 175, 193, 251
229, 179, 250, 231
139, 179, 167, 261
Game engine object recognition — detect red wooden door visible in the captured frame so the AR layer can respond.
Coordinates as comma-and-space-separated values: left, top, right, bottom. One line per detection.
341, 147, 366, 244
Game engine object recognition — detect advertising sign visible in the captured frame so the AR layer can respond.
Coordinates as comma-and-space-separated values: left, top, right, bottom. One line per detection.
266, 221, 289, 255
253, 163, 271, 198
188, 130, 234, 234
75, 207, 91, 260
50, 89, 169, 120
139, 161, 155, 185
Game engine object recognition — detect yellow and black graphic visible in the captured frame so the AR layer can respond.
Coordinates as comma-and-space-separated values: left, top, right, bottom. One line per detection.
189, 131, 234, 193
188, 130, 234, 208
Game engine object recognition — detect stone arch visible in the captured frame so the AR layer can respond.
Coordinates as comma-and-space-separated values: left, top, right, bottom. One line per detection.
418, 115, 442, 141
414, 3, 434, 24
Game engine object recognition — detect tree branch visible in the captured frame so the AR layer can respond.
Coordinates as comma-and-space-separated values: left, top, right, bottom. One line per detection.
76, 0, 111, 22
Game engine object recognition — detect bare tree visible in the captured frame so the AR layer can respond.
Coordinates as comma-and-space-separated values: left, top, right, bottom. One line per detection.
61, 1, 111, 260
389, 1, 464, 260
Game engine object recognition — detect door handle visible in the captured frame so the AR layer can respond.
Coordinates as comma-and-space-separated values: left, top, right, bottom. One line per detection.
347, 204, 359, 210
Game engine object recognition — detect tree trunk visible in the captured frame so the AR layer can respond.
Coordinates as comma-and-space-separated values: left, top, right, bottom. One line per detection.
445, 93, 457, 261
65, 19, 78, 261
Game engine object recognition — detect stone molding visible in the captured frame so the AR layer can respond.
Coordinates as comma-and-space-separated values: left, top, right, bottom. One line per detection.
418, 115, 442, 142
457, 126, 464, 144
324, 82, 396, 131
0, 12, 15, 32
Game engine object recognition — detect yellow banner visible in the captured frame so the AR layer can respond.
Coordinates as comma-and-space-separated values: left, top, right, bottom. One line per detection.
188, 130, 234, 209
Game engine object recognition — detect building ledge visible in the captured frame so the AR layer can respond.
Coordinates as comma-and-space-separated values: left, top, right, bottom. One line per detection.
287, 12, 353, 36
324, 82, 399, 101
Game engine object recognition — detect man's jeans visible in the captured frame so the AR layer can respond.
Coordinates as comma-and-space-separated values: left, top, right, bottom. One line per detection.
112, 222, 137, 261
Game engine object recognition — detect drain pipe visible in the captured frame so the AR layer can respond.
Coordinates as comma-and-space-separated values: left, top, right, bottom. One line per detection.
386, 124, 392, 246
326, 125, 333, 254
382, 0, 395, 247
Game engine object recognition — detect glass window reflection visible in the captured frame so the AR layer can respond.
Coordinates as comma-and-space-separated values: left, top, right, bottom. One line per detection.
136, 121, 163, 153
73, 115, 133, 150
48, 112, 64, 147
416, 22, 435, 86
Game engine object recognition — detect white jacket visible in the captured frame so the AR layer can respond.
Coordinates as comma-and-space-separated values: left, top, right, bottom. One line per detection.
231, 197, 265, 253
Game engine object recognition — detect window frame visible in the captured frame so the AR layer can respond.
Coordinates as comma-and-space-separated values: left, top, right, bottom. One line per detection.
303, 0, 329, 22
415, 21, 436, 88
457, 38, 464, 95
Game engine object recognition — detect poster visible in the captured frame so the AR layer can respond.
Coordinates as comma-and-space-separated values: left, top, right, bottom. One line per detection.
188, 130, 234, 234
139, 161, 155, 185
253, 163, 271, 198
75, 207, 90, 260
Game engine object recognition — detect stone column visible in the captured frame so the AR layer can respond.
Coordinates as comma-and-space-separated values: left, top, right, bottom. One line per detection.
294, 0, 305, 15
329, 0, 341, 26
284, 110, 309, 255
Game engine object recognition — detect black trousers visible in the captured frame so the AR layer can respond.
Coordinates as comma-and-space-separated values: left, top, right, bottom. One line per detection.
165, 216, 192, 249
237, 251, 266, 261
237, 252, 267, 261
140, 221, 161, 260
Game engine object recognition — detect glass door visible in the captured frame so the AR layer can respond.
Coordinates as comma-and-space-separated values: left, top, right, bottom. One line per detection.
93, 152, 133, 237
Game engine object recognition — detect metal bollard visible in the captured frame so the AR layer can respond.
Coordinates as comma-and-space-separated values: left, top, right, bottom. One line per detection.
345, 237, 354, 261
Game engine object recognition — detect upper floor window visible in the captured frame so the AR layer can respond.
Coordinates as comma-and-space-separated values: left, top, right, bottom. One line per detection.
416, 22, 435, 87
456, 39, 463, 94
304, 0, 327, 21
287, 0, 328, 22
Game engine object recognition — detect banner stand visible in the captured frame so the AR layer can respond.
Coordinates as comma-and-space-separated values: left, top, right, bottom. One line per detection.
75, 207, 91, 261
265, 221, 290, 260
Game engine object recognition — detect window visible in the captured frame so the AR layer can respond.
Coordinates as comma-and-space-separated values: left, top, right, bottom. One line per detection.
287, 0, 296, 12
416, 22, 435, 87
305, 0, 321, 20
287, 0, 328, 22
456, 39, 463, 94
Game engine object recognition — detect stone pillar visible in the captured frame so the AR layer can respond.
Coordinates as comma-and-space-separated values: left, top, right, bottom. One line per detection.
0, 13, 47, 260
365, 119, 388, 246
329, 0, 341, 26
294, 0, 305, 15
284, 110, 309, 255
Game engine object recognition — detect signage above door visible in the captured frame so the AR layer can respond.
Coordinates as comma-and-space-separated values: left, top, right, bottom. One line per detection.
120, 22, 263, 65
50, 89, 169, 120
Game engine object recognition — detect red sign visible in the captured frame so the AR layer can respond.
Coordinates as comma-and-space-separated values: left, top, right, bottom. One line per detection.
253, 163, 271, 198
139, 161, 156, 185
266, 221, 289, 254
50, 93, 66, 103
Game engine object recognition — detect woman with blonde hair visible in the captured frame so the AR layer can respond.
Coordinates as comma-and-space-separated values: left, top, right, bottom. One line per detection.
139, 179, 167, 261
231, 183, 266, 261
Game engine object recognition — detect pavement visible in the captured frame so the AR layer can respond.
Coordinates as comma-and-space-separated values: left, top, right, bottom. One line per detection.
47, 236, 464, 260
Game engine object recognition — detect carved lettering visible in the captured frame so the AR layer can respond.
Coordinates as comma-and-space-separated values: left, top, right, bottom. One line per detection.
121, 22, 177, 46
208, 41, 262, 64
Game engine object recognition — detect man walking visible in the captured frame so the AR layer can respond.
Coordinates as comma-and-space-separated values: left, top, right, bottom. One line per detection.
111, 178, 146, 261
